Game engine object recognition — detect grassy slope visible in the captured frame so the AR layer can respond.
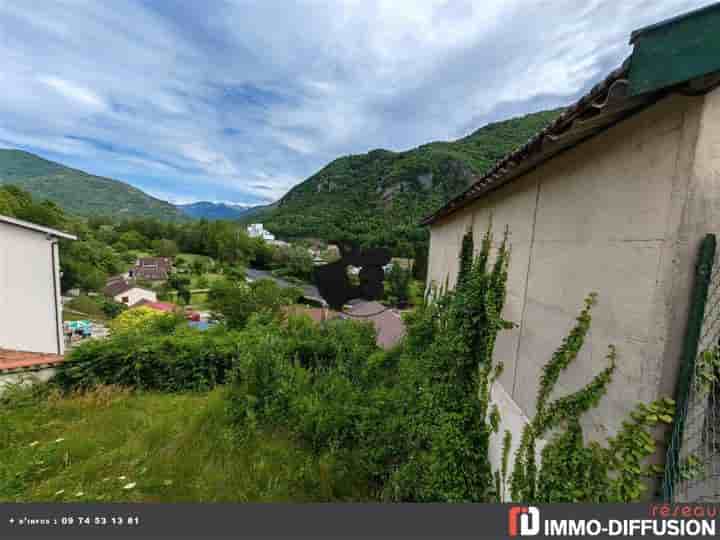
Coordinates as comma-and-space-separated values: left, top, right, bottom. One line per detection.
255, 109, 561, 250
0, 149, 184, 221
0, 386, 371, 502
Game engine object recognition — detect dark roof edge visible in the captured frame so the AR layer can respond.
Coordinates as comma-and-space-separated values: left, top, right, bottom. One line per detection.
630, 2, 720, 44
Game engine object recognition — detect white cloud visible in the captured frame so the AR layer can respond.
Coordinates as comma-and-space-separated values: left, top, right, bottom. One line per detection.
37, 76, 107, 110
0, 0, 711, 204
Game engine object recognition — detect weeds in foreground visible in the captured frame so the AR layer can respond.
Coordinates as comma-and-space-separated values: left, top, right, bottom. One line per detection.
0, 385, 371, 502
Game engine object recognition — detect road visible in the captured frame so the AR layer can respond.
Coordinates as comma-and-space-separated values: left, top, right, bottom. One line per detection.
246, 268, 322, 302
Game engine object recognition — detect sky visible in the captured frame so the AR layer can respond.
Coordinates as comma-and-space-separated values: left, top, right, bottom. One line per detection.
0, 0, 712, 206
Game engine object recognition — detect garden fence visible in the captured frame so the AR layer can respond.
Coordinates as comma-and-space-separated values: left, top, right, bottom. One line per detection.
664, 234, 720, 501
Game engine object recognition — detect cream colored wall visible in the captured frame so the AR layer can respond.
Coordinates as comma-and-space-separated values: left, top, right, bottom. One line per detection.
657, 85, 720, 400
113, 287, 157, 306
428, 92, 713, 466
0, 222, 60, 354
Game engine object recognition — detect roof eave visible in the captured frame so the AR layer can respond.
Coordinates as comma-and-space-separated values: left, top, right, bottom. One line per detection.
0, 214, 77, 240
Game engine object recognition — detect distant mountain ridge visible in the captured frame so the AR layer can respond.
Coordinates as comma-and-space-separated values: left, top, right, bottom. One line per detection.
253, 108, 562, 254
0, 149, 185, 221
176, 201, 259, 220
1, 107, 560, 235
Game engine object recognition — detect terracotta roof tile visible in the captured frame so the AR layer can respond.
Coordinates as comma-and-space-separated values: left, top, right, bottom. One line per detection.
342, 300, 406, 349
0, 349, 64, 372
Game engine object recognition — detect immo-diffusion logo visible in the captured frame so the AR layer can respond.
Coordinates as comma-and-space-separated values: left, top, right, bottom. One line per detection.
507, 504, 717, 537
508, 506, 540, 537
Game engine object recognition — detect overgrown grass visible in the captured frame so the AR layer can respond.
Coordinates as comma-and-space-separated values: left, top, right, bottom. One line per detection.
64, 295, 108, 321
177, 253, 215, 266
0, 385, 372, 502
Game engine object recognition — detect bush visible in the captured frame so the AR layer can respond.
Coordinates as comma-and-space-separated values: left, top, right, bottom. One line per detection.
227, 316, 379, 446
53, 326, 240, 392
101, 299, 127, 319
228, 225, 511, 501
208, 278, 301, 330
109, 306, 180, 334
384, 263, 412, 307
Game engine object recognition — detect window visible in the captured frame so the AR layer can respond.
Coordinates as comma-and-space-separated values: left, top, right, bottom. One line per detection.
121, 296, 129, 304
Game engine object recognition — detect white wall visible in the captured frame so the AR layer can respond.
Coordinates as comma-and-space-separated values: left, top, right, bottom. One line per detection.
0, 222, 60, 354
113, 287, 157, 306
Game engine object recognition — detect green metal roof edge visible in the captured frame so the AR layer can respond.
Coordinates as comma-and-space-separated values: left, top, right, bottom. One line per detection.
630, 1, 720, 43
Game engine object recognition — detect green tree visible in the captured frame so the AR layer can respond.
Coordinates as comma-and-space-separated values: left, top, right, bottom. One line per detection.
191, 259, 206, 275
168, 274, 192, 305
385, 263, 412, 307
101, 299, 127, 319
64, 261, 107, 291
153, 239, 179, 257
208, 277, 300, 329
252, 239, 276, 269
286, 246, 314, 281
118, 231, 148, 250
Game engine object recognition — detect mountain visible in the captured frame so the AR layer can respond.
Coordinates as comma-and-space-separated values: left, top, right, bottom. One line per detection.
253, 109, 561, 255
0, 149, 185, 221
176, 201, 256, 220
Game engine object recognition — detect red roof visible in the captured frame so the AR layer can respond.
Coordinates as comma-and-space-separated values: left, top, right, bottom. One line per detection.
132, 300, 177, 312
341, 300, 406, 349
0, 349, 64, 372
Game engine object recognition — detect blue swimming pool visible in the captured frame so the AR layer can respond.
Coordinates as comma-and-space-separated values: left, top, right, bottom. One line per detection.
188, 320, 211, 330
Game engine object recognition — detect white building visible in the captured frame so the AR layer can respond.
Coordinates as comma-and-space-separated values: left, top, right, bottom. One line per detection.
247, 223, 275, 242
0, 214, 76, 355
103, 280, 157, 307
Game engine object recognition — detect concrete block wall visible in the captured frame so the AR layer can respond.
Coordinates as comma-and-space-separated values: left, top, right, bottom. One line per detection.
427, 87, 720, 480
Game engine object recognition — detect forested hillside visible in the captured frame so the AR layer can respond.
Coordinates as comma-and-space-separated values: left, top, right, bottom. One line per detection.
0, 149, 184, 221
253, 109, 561, 256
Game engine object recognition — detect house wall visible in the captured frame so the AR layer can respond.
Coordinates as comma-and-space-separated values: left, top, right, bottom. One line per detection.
0, 222, 60, 354
113, 287, 157, 306
427, 91, 716, 487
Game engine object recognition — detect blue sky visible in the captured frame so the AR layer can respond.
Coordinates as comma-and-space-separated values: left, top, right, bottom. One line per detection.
0, 0, 710, 206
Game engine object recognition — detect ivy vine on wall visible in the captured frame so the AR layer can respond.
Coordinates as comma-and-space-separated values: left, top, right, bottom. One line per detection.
506, 293, 674, 502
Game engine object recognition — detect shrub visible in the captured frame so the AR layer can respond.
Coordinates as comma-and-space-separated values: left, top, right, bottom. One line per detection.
227, 315, 380, 453
208, 278, 301, 330
101, 299, 127, 319
228, 225, 511, 502
384, 263, 412, 307
109, 306, 180, 334
53, 326, 240, 392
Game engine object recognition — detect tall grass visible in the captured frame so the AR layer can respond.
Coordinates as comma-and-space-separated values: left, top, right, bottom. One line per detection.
0, 384, 371, 502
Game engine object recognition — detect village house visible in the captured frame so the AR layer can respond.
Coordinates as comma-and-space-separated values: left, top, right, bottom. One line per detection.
0, 214, 76, 389
422, 5, 720, 496
103, 279, 157, 307
247, 223, 275, 241
129, 256, 173, 282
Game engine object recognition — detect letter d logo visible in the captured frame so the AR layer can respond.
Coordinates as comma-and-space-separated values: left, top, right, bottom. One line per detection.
508, 506, 540, 536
